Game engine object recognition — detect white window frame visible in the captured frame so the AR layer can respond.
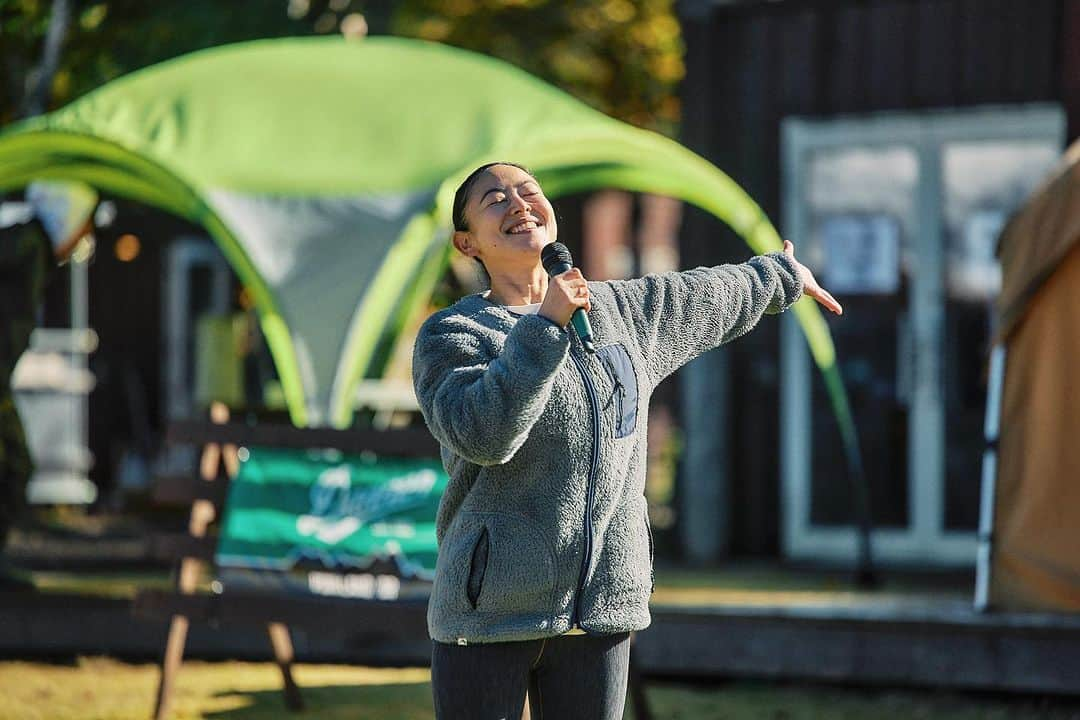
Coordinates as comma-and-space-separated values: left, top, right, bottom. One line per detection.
780, 104, 1065, 566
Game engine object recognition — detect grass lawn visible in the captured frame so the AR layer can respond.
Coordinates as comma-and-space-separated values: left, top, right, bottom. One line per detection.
1, 658, 1078, 720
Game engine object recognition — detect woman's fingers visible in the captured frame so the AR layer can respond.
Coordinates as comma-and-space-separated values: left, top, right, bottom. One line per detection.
808, 284, 843, 315
539, 267, 590, 326
571, 274, 590, 309
565, 272, 589, 301
559, 277, 586, 296
823, 289, 842, 315
783, 238, 842, 316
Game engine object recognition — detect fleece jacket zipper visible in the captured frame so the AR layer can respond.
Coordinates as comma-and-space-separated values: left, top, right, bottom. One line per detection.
569, 345, 601, 631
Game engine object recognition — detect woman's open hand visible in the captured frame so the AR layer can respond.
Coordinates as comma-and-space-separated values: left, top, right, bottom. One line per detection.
784, 240, 842, 315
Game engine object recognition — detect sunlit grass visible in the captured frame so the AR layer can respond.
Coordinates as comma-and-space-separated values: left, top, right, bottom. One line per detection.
0, 658, 432, 720
650, 565, 971, 607
0, 658, 1077, 720
30, 571, 175, 599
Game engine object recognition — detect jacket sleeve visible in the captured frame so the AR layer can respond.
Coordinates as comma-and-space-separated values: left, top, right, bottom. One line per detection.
605, 251, 804, 385
411, 312, 570, 466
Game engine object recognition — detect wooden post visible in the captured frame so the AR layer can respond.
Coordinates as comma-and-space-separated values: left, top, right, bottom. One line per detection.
152, 404, 225, 720
152, 416, 219, 720
267, 622, 304, 711
151, 614, 189, 720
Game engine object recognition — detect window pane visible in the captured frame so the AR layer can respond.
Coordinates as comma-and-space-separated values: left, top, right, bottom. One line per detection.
805, 146, 917, 528
941, 141, 1059, 531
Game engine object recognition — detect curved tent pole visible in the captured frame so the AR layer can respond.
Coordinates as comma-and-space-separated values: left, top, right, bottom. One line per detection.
0, 130, 310, 427
328, 210, 440, 427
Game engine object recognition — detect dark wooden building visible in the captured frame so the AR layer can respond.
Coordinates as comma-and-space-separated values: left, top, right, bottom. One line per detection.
675, 0, 1079, 563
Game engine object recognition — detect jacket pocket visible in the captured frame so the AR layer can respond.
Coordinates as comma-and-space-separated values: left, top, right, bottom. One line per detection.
597, 343, 639, 438
432, 511, 557, 620
466, 527, 489, 609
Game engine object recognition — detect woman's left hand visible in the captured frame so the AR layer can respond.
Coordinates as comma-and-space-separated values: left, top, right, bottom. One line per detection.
784, 239, 843, 316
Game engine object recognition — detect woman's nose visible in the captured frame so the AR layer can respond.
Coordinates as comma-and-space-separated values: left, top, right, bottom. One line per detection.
509, 192, 531, 213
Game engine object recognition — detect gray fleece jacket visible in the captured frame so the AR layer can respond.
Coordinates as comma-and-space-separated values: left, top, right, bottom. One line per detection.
411, 252, 804, 645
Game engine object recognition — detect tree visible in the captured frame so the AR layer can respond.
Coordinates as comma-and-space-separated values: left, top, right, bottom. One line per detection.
392, 0, 684, 136
1, 0, 315, 124
3, 1, 684, 134
288, 0, 685, 135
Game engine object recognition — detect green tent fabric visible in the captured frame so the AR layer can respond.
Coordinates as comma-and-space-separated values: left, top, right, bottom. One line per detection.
0, 36, 854, 461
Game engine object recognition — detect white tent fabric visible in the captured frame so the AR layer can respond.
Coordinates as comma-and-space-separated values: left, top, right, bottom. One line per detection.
207, 188, 435, 425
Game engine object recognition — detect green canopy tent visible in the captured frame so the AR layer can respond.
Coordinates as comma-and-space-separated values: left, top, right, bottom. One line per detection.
0, 37, 859, 486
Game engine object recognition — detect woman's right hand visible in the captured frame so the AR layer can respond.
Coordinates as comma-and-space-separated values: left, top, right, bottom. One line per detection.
539, 267, 591, 327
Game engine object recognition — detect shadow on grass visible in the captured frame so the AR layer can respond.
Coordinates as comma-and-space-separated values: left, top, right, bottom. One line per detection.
192, 675, 1080, 720
203, 681, 435, 720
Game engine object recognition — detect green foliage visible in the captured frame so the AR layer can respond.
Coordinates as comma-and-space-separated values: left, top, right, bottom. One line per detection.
1, 0, 315, 124
2, 1, 683, 134
392, 0, 684, 136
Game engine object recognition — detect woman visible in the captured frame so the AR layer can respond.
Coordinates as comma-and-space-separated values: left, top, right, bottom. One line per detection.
411, 162, 841, 719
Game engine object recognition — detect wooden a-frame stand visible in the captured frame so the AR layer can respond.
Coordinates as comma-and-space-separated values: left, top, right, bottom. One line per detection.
152, 403, 302, 720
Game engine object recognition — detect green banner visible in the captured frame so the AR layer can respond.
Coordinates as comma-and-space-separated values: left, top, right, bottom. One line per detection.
217, 447, 446, 584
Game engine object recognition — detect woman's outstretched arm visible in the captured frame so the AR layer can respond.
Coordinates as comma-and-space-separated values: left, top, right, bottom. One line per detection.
603, 241, 839, 386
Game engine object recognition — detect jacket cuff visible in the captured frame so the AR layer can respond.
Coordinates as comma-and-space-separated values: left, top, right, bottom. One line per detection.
763, 250, 805, 313
534, 313, 566, 332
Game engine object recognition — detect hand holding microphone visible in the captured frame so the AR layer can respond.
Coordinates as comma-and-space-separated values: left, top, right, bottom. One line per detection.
540, 242, 596, 353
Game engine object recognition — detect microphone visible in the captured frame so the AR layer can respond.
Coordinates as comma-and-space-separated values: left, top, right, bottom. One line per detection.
541, 242, 596, 353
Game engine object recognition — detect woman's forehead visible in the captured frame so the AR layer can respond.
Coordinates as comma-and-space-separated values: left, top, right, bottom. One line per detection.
472, 165, 538, 194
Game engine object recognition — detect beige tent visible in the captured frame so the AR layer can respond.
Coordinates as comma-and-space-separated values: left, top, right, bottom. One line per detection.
986, 140, 1080, 611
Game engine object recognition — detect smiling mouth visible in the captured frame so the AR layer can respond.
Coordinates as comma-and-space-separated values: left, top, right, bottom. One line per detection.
505, 219, 542, 234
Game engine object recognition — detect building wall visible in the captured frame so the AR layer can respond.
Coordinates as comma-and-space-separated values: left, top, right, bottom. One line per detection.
676, 0, 1073, 556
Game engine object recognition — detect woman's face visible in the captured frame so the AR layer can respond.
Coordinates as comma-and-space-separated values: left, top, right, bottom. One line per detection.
453, 164, 557, 273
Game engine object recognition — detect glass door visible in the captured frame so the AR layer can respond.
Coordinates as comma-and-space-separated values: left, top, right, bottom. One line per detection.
803, 147, 916, 535
781, 106, 1064, 565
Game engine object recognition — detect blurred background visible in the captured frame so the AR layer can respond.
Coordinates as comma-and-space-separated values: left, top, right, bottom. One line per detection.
2, 1, 1080, 718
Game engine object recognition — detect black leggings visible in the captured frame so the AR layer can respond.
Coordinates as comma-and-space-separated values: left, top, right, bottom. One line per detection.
431, 632, 631, 720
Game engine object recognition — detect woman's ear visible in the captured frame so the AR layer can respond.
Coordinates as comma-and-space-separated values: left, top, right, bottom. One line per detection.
452, 230, 475, 258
